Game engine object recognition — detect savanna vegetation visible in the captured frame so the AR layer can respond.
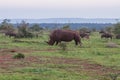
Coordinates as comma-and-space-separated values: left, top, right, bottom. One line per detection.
0, 19, 120, 80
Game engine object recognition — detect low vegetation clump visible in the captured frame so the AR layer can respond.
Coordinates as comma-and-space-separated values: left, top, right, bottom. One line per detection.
108, 73, 120, 80
106, 42, 120, 48
59, 42, 67, 51
13, 53, 25, 59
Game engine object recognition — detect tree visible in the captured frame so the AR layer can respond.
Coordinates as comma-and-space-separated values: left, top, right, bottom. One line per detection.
113, 23, 120, 34
30, 24, 43, 31
62, 25, 70, 30
17, 20, 29, 35
105, 26, 114, 33
79, 27, 89, 33
17, 20, 34, 38
91, 28, 97, 32
0, 19, 14, 32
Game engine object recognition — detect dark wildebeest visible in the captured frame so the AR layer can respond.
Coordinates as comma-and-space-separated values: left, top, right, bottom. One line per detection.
5, 32, 17, 38
116, 34, 120, 39
101, 33, 113, 39
80, 32, 90, 39
46, 29, 82, 46
99, 30, 106, 34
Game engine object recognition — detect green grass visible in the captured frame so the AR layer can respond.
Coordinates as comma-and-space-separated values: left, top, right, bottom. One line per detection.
0, 32, 120, 80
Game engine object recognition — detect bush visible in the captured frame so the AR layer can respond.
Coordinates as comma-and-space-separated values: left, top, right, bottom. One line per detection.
62, 25, 70, 30
17, 20, 34, 38
108, 73, 120, 80
59, 42, 67, 51
113, 23, 120, 34
13, 53, 25, 59
0, 19, 15, 32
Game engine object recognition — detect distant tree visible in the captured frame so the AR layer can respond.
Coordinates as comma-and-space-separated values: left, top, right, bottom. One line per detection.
0, 19, 15, 32
79, 27, 89, 33
17, 20, 34, 38
113, 23, 120, 34
44, 26, 49, 30
105, 26, 114, 33
17, 20, 29, 35
91, 28, 97, 32
30, 24, 43, 31
62, 25, 70, 30
54, 23, 58, 28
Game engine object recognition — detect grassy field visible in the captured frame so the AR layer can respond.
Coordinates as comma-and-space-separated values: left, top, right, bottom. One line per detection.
0, 31, 120, 80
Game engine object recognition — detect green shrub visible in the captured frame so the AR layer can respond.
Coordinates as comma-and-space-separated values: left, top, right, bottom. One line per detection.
108, 73, 120, 80
13, 53, 25, 59
59, 42, 67, 51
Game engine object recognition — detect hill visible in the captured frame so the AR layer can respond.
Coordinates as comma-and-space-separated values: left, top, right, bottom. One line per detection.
0, 18, 117, 30
0, 18, 118, 23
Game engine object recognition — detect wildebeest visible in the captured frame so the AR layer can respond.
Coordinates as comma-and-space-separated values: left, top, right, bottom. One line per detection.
5, 32, 17, 38
116, 34, 120, 39
99, 30, 106, 34
80, 32, 90, 39
6, 31, 36, 38
101, 33, 113, 39
46, 29, 82, 46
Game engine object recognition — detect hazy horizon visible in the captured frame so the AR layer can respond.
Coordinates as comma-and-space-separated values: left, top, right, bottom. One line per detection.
0, 18, 119, 24
0, 0, 120, 19
0, 18, 120, 19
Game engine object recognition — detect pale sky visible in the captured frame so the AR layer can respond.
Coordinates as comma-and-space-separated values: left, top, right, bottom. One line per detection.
0, 0, 120, 19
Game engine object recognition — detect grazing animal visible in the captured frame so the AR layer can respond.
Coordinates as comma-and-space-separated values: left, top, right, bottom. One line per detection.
116, 34, 120, 39
101, 33, 113, 39
5, 32, 17, 38
99, 30, 106, 34
46, 29, 82, 46
80, 32, 90, 39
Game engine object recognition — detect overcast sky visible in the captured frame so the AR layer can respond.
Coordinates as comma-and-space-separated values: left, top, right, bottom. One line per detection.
0, 0, 120, 19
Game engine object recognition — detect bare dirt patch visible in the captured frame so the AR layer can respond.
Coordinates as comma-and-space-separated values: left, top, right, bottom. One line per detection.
0, 48, 119, 76
45, 57, 120, 76
0, 48, 33, 54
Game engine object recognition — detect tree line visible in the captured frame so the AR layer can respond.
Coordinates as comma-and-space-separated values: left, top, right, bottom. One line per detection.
0, 19, 120, 38
0, 19, 44, 38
